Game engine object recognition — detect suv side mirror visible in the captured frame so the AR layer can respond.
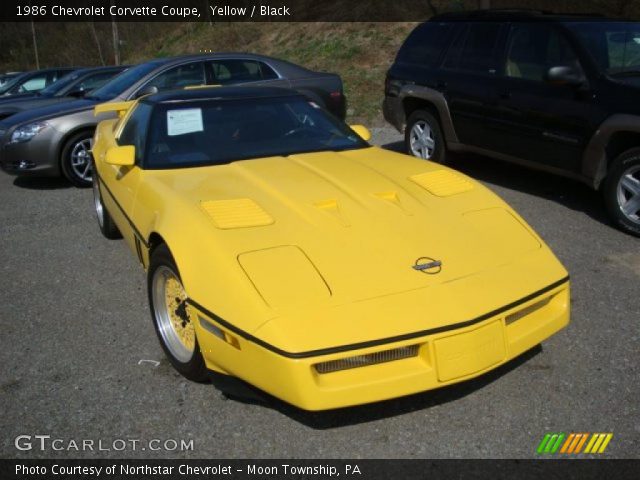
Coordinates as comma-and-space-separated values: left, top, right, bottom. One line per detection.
105, 145, 135, 166
134, 85, 158, 99
545, 66, 586, 87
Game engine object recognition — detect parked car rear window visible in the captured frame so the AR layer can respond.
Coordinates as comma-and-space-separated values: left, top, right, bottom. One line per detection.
443, 22, 503, 74
209, 60, 279, 84
396, 22, 454, 66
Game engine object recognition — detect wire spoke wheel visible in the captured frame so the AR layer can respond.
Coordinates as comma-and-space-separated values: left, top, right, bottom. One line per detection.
151, 266, 195, 363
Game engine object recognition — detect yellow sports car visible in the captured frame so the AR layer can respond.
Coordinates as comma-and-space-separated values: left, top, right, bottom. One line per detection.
91, 86, 570, 411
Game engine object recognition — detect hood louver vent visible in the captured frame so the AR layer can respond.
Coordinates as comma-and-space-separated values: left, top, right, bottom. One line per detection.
410, 170, 474, 197
200, 198, 273, 229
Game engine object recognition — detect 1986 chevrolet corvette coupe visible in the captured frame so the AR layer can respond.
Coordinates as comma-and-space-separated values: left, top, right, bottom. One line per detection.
91, 86, 570, 410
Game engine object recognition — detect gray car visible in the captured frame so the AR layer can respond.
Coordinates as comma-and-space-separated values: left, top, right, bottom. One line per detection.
0, 66, 128, 121
0, 53, 346, 187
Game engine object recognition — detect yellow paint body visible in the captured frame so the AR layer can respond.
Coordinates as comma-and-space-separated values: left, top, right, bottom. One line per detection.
93, 101, 570, 410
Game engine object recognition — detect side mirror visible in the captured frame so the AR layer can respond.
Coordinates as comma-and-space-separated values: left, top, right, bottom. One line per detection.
105, 145, 135, 166
545, 66, 586, 87
350, 124, 371, 142
134, 85, 158, 99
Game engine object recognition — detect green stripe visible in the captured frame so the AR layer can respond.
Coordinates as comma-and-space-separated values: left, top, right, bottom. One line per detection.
550, 433, 566, 453
544, 434, 559, 453
537, 434, 552, 454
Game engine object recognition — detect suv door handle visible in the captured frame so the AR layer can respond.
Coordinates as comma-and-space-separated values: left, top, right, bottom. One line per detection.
499, 91, 511, 99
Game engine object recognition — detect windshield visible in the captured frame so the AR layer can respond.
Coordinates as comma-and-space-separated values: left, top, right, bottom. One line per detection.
0, 72, 28, 95
38, 71, 82, 97
87, 62, 160, 101
566, 22, 640, 74
142, 96, 368, 169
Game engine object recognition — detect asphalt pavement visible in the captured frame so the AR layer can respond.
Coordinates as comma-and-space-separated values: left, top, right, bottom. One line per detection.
1, 128, 638, 459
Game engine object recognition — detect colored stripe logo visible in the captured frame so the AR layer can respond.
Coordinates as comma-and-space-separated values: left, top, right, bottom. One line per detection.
537, 433, 613, 454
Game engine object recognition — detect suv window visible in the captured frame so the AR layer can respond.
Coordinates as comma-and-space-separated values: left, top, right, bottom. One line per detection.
144, 62, 205, 91
443, 22, 502, 73
566, 22, 640, 73
209, 59, 278, 84
505, 24, 582, 82
118, 103, 153, 164
396, 22, 455, 66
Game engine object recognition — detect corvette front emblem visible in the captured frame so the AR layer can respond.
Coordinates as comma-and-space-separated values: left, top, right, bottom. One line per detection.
412, 257, 442, 274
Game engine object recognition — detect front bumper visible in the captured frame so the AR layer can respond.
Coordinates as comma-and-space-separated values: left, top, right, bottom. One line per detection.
190, 279, 570, 411
0, 131, 60, 177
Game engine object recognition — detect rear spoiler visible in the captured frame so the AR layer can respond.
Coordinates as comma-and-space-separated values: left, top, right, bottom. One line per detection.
94, 101, 134, 118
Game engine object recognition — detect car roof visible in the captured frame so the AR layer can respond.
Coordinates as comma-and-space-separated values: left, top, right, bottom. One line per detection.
431, 9, 624, 23
143, 86, 301, 105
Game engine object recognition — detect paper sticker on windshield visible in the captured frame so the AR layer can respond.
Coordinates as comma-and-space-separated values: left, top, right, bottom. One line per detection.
167, 108, 203, 136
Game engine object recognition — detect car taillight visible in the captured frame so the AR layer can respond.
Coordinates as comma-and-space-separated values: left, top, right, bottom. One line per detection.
329, 91, 342, 101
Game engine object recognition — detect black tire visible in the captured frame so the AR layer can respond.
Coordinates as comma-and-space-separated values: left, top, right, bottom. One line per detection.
603, 148, 640, 237
60, 131, 94, 188
92, 171, 121, 239
405, 109, 446, 164
148, 244, 209, 382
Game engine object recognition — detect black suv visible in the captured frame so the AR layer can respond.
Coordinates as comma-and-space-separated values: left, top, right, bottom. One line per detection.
384, 10, 640, 236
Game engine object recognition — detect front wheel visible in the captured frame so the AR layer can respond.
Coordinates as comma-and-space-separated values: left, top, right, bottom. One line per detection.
60, 132, 94, 188
92, 170, 121, 239
405, 110, 446, 163
603, 148, 640, 237
148, 244, 209, 382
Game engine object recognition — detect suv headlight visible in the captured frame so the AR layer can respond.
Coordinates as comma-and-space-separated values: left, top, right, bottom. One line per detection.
10, 122, 48, 144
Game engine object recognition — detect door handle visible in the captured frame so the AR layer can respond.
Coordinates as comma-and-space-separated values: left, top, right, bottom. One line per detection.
499, 91, 511, 100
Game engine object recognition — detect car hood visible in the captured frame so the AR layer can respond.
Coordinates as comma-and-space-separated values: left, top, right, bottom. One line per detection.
0, 97, 80, 121
0, 98, 98, 128
149, 146, 562, 303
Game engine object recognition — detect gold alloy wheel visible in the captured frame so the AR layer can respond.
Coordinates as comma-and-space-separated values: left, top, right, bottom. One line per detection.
152, 266, 195, 363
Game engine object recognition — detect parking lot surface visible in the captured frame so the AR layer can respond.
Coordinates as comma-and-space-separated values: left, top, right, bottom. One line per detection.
1, 128, 638, 458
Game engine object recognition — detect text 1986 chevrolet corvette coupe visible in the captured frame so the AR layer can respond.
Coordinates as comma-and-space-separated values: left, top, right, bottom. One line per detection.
91, 86, 570, 410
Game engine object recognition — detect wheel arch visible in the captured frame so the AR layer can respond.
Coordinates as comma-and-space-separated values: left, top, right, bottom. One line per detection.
582, 115, 640, 189
57, 125, 97, 168
398, 85, 459, 144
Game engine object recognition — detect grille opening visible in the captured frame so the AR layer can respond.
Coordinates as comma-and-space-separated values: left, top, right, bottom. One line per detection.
314, 345, 419, 374
505, 296, 552, 325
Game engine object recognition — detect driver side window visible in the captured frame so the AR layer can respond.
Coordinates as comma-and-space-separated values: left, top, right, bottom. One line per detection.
505, 24, 583, 82
118, 103, 153, 165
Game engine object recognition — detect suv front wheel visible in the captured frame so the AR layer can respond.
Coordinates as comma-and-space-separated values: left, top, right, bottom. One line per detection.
603, 148, 640, 237
405, 110, 446, 163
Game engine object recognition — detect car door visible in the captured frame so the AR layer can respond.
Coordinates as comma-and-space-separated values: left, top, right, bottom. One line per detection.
439, 21, 508, 152
206, 58, 288, 87
492, 22, 598, 172
99, 103, 152, 256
